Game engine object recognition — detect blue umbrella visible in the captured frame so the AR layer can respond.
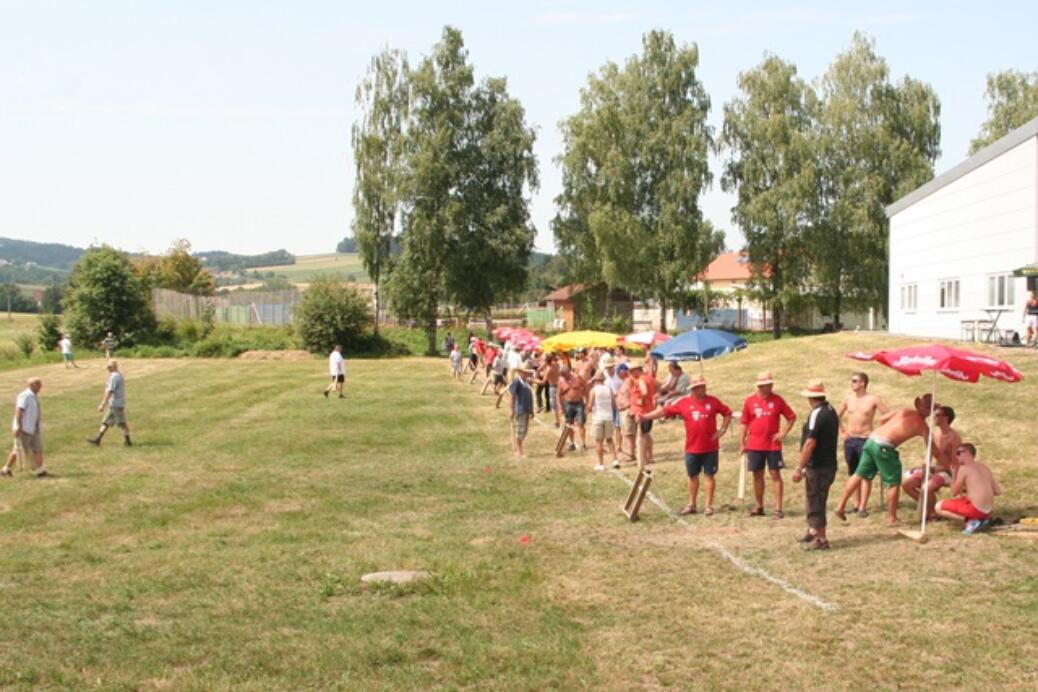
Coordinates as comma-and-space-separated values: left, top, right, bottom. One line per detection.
651, 328, 748, 372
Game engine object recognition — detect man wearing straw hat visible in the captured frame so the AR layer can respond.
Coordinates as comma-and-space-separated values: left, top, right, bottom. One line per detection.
792, 379, 839, 550
740, 371, 797, 519
506, 366, 535, 459
640, 375, 731, 515
587, 370, 619, 471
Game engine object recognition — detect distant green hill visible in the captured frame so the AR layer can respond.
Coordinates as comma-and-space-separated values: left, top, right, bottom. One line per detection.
0, 237, 83, 284
195, 249, 295, 272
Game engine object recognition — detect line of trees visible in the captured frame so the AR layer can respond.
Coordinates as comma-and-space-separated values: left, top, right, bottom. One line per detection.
353, 27, 1035, 340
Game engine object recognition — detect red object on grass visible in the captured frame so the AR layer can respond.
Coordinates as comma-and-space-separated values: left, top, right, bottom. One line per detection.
846, 344, 1022, 383
518, 535, 531, 545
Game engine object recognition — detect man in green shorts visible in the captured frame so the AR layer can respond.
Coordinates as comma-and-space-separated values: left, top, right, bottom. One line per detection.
87, 360, 132, 447
833, 393, 933, 526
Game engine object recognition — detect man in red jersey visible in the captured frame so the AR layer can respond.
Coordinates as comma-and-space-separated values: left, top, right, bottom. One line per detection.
740, 371, 797, 519
640, 375, 731, 516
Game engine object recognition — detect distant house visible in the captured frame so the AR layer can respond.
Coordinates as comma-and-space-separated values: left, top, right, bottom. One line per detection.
542, 283, 634, 331
887, 115, 1038, 341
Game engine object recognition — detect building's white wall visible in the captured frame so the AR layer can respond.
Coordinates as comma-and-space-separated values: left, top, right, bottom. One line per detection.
889, 136, 1038, 340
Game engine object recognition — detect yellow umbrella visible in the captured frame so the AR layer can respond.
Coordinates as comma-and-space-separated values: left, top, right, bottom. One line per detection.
540, 330, 621, 353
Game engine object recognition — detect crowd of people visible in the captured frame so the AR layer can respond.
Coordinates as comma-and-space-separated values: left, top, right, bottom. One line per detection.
449, 331, 1005, 549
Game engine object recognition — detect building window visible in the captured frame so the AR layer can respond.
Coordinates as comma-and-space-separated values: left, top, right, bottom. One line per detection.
900, 283, 918, 312
986, 273, 1015, 308
938, 279, 960, 310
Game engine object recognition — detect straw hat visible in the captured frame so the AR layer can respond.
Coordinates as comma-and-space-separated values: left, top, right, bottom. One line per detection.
690, 375, 707, 389
599, 354, 615, 369
799, 379, 827, 398
755, 371, 775, 386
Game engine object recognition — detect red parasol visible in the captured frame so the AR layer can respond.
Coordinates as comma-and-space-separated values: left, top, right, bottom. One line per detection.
847, 344, 1022, 539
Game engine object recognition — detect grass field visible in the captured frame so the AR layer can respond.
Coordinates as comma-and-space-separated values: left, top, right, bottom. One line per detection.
260, 253, 369, 283
1, 333, 1037, 689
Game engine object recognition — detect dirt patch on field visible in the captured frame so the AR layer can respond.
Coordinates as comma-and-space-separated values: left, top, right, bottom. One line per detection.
237, 350, 313, 362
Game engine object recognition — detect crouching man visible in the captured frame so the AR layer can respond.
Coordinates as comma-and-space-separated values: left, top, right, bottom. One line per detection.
935, 443, 1001, 535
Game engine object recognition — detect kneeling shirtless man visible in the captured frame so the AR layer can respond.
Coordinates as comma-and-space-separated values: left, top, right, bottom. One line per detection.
935, 443, 1001, 534
901, 405, 959, 520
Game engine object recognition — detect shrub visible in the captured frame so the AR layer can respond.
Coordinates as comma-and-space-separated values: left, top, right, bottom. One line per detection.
14, 333, 35, 358
176, 319, 203, 343
63, 246, 157, 347
296, 277, 372, 353
37, 314, 63, 352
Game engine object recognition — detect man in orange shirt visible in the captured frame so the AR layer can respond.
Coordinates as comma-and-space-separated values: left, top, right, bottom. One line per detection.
739, 371, 797, 519
628, 359, 658, 466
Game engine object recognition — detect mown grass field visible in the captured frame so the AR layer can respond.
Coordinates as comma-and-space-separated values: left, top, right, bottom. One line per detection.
260, 252, 368, 284
1, 332, 1036, 689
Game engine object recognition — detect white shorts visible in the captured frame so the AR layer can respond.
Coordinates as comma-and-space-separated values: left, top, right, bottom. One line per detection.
1026, 315, 1038, 330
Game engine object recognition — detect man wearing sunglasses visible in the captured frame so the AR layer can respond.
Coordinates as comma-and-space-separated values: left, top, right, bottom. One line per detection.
836, 372, 889, 516
935, 443, 1001, 535
902, 405, 961, 520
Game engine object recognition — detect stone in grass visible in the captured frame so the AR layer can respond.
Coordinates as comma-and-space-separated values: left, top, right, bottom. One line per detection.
361, 570, 432, 586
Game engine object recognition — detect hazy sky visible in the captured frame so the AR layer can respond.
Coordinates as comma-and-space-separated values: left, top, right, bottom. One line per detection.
1, 1, 1035, 256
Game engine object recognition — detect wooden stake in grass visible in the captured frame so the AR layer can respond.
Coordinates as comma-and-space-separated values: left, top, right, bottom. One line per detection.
622, 469, 653, 522
737, 452, 747, 501
554, 423, 570, 457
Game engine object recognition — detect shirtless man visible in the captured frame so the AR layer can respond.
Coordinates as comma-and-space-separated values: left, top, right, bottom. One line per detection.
834, 393, 935, 526
575, 349, 595, 383
836, 372, 889, 516
543, 354, 562, 428
935, 443, 1002, 534
901, 405, 960, 520
557, 365, 588, 451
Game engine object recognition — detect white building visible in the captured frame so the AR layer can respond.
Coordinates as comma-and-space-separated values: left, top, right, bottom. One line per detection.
887, 115, 1038, 341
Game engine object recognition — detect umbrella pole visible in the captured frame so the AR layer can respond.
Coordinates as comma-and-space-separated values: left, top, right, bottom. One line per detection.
920, 370, 938, 535
698, 358, 705, 377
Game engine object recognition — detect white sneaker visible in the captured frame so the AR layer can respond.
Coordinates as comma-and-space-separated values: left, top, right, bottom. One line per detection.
611, 459, 621, 469
594, 464, 606, 472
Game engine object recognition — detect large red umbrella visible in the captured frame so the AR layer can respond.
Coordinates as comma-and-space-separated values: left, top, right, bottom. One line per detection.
847, 344, 1022, 539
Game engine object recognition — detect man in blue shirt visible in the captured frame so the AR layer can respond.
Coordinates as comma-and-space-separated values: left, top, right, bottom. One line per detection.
507, 367, 535, 459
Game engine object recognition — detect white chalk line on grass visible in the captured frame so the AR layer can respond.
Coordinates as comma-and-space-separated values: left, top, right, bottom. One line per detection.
505, 402, 837, 611
608, 470, 838, 613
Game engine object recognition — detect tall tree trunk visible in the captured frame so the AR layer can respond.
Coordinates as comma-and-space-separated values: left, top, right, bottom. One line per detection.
484, 310, 493, 338
833, 289, 842, 332
659, 297, 668, 335
373, 274, 381, 335
772, 304, 782, 339
425, 315, 437, 356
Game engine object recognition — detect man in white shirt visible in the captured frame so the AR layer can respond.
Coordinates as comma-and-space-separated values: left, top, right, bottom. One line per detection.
59, 333, 78, 369
2, 377, 49, 477
323, 345, 346, 399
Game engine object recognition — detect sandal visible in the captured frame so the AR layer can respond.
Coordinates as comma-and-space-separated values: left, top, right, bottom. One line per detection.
704, 507, 714, 517
772, 510, 785, 520
747, 506, 765, 517
678, 505, 697, 515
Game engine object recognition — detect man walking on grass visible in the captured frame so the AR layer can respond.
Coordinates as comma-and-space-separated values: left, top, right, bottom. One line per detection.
507, 367, 535, 459
836, 372, 888, 516
2, 378, 50, 478
792, 380, 839, 551
639, 375, 731, 516
833, 393, 936, 526
740, 371, 797, 519
87, 360, 132, 447
102, 331, 117, 362
58, 333, 78, 369
324, 345, 346, 399
935, 443, 1002, 535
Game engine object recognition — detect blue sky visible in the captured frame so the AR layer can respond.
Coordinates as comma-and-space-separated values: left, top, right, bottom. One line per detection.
1, 1, 1035, 256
